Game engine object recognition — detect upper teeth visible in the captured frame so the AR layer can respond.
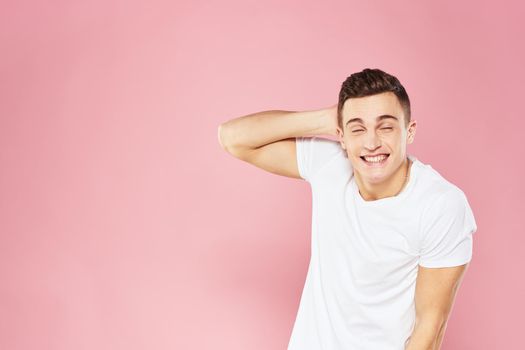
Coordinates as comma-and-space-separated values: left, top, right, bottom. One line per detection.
364, 155, 388, 163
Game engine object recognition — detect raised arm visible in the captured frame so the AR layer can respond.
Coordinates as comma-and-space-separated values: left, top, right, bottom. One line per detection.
218, 106, 338, 179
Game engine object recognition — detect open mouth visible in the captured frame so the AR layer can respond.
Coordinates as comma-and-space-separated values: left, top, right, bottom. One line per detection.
360, 154, 390, 166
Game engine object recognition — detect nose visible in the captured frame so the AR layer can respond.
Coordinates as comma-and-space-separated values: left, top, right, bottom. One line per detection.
363, 130, 382, 151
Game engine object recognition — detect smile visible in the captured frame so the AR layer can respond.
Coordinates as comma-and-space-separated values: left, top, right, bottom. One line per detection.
360, 154, 390, 166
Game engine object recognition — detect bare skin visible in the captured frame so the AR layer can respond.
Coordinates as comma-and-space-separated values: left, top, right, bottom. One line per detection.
218, 95, 416, 201
218, 106, 336, 179
335, 92, 417, 201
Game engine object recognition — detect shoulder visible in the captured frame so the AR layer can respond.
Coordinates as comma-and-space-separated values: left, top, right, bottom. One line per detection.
410, 159, 474, 227
413, 158, 468, 204
295, 136, 349, 182
422, 187, 468, 221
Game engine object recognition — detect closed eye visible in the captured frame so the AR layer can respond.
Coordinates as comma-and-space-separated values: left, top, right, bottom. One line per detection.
351, 127, 393, 133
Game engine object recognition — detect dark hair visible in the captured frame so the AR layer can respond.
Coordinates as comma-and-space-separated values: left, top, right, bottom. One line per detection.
337, 68, 411, 130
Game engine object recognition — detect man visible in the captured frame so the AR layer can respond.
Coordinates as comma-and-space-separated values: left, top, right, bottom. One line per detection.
218, 68, 477, 350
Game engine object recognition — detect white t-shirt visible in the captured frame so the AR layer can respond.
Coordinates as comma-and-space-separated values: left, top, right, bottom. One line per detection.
288, 136, 477, 350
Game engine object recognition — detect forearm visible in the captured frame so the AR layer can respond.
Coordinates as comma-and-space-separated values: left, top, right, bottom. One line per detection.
405, 320, 445, 350
434, 323, 447, 349
218, 108, 334, 151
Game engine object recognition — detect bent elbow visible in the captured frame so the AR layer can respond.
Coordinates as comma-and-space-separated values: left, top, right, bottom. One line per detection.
218, 124, 228, 151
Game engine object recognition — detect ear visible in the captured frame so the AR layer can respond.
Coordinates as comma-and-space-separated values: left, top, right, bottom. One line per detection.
407, 120, 417, 144
336, 127, 346, 151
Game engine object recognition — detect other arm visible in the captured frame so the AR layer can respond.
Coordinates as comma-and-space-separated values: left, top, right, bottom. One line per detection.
405, 263, 469, 350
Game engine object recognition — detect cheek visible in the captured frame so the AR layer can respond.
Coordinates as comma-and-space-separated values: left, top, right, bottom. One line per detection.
385, 134, 402, 146
344, 141, 360, 154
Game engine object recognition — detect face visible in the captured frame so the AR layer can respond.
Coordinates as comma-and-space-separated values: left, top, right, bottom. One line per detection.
336, 92, 417, 185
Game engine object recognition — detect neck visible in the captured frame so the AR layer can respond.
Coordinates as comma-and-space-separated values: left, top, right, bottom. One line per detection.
355, 157, 412, 201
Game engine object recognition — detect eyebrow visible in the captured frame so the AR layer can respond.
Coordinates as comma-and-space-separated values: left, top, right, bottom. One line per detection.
345, 114, 398, 127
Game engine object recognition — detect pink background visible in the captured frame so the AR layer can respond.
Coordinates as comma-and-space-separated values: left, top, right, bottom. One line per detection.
1, 0, 522, 349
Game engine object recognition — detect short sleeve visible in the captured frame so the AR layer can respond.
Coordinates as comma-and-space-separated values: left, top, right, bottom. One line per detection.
295, 136, 344, 182
418, 189, 478, 268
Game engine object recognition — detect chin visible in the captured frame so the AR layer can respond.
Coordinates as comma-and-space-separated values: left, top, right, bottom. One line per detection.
364, 172, 390, 184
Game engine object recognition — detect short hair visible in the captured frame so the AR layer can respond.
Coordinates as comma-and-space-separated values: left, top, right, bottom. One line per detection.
337, 68, 411, 130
